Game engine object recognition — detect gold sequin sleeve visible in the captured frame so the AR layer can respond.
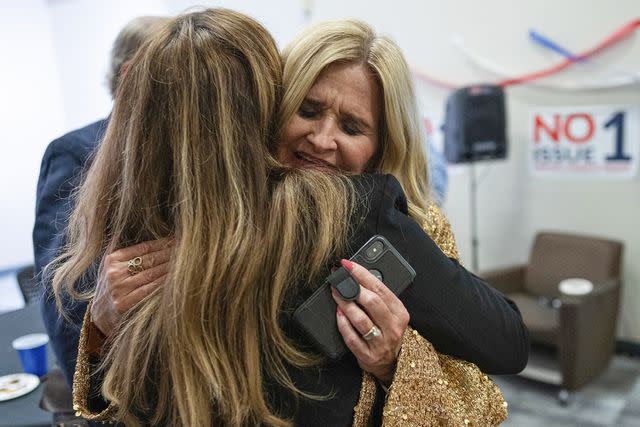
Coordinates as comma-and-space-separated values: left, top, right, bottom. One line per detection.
352, 203, 508, 427
381, 328, 507, 426
423, 203, 460, 260
72, 303, 118, 422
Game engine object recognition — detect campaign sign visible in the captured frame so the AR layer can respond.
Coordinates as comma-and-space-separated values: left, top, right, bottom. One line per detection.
530, 106, 639, 179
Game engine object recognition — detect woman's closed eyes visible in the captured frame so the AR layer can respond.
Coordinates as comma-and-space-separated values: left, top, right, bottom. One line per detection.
297, 100, 366, 136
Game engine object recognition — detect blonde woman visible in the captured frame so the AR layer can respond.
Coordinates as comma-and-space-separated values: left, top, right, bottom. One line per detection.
63, 12, 525, 427
277, 19, 529, 372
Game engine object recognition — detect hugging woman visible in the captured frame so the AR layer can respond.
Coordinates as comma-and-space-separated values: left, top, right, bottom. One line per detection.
51, 8, 528, 427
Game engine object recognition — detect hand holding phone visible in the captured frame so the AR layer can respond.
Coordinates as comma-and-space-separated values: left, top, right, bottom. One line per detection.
293, 235, 415, 360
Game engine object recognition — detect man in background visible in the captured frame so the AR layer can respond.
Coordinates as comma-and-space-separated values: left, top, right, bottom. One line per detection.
33, 15, 169, 389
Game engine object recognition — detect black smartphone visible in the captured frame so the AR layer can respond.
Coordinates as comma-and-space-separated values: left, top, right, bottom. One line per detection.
292, 235, 416, 360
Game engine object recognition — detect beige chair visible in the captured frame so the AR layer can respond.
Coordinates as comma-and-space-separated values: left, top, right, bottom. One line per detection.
482, 231, 623, 401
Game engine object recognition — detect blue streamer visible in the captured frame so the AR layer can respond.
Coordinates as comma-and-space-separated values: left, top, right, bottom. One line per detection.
528, 29, 581, 61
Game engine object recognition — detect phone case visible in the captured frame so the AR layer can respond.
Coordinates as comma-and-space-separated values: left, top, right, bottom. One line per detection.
292, 235, 416, 360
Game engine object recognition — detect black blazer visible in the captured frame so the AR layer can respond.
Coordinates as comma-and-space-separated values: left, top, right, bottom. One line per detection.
271, 174, 529, 426
33, 119, 108, 387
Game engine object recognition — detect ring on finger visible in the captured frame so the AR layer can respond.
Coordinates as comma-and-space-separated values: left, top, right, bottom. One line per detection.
362, 325, 382, 341
127, 256, 144, 276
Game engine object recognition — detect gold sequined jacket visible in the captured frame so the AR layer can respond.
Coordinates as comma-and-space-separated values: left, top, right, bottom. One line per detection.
72, 204, 508, 426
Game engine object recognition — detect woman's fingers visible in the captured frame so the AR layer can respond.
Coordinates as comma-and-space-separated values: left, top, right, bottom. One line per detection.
103, 240, 173, 310
104, 241, 174, 282
333, 286, 392, 336
120, 262, 170, 294
109, 238, 173, 262
108, 263, 169, 310
91, 240, 172, 336
130, 246, 172, 274
112, 275, 165, 313
334, 295, 399, 383
345, 260, 408, 320
336, 306, 371, 357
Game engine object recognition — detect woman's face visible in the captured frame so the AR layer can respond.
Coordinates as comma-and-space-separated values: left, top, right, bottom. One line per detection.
278, 62, 381, 173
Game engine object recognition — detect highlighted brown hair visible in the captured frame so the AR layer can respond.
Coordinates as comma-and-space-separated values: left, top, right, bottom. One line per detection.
53, 8, 354, 426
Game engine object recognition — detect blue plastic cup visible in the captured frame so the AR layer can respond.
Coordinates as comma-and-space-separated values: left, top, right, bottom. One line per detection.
12, 333, 49, 377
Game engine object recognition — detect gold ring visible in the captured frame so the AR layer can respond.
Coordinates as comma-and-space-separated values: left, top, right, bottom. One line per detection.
127, 256, 144, 276
362, 325, 381, 341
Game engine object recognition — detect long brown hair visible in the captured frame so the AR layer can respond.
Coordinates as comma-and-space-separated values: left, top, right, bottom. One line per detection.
52, 8, 354, 426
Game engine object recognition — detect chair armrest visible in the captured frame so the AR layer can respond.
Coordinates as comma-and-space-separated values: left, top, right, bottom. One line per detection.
480, 265, 526, 294
557, 278, 621, 390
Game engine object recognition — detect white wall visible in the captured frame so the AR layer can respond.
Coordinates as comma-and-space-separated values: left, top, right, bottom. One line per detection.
1, 0, 639, 340
48, 0, 170, 130
0, 0, 65, 269
0, 0, 170, 272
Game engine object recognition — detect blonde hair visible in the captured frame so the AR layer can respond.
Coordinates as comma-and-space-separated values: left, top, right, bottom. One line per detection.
279, 19, 431, 225
52, 8, 354, 426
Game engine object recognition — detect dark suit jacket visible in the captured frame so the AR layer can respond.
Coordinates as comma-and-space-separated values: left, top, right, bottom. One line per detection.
33, 119, 108, 387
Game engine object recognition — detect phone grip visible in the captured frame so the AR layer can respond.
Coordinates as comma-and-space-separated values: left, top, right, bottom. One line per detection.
327, 267, 360, 301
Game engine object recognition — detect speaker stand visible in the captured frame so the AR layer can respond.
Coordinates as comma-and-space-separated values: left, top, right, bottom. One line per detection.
469, 158, 479, 273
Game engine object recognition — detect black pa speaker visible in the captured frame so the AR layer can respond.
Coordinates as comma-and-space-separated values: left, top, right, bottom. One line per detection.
443, 84, 507, 164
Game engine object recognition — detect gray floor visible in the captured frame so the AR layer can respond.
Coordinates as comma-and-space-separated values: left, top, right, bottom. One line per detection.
491, 355, 640, 426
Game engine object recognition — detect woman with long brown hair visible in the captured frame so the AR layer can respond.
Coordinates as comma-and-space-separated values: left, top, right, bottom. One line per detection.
52, 8, 357, 426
